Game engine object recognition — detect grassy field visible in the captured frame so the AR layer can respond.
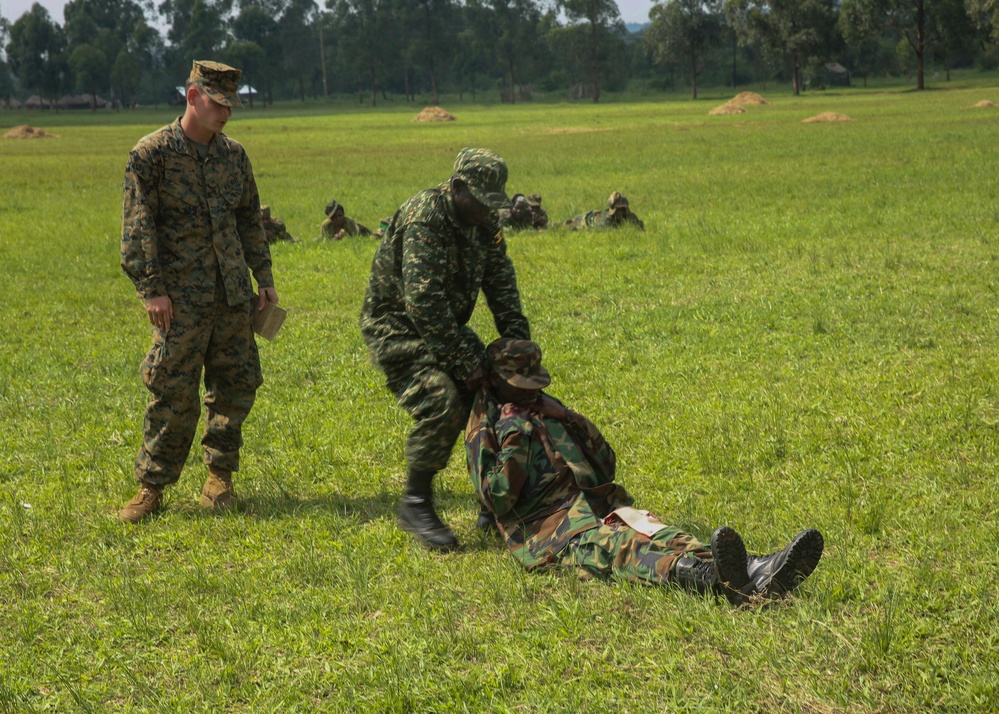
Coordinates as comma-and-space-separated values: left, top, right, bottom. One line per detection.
1, 76, 998, 712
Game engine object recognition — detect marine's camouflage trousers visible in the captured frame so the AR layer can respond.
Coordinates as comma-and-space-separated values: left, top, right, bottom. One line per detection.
383, 360, 474, 475
135, 297, 262, 486
556, 522, 713, 586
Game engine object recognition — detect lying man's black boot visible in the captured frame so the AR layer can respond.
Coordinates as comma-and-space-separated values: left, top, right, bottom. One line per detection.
476, 504, 497, 534
746, 528, 824, 598
672, 526, 750, 605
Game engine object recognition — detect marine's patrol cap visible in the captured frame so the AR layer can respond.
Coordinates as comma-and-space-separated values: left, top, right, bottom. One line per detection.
189, 60, 243, 108
486, 338, 551, 389
453, 148, 511, 210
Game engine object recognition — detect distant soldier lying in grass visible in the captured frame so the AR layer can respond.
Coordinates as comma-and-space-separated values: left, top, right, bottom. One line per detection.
321, 199, 372, 240
465, 338, 823, 605
564, 191, 644, 231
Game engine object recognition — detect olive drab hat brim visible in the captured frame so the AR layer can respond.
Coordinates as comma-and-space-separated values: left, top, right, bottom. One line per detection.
453, 147, 512, 210
190, 60, 243, 109
486, 338, 552, 389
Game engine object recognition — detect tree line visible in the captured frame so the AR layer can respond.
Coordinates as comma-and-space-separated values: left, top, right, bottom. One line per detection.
0, 0, 997, 109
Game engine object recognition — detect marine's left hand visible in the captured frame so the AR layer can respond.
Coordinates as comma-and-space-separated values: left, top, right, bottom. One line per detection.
258, 287, 279, 310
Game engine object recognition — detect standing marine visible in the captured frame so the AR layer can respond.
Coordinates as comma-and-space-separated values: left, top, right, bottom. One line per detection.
118, 60, 279, 523
359, 148, 532, 551
565, 191, 644, 230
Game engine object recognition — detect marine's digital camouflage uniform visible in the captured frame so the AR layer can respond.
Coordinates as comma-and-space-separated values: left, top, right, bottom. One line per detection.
359, 174, 530, 476
121, 117, 274, 486
465, 390, 715, 584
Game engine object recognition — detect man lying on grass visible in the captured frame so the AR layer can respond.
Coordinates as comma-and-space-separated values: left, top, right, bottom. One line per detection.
465, 338, 823, 605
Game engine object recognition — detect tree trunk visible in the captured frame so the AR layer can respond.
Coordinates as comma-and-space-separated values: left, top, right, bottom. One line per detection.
508, 56, 516, 105
358, 76, 363, 104
590, 16, 600, 102
731, 31, 737, 88
791, 55, 800, 96
370, 65, 377, 107
690, 49, 697, 100
915, 0, 925, 89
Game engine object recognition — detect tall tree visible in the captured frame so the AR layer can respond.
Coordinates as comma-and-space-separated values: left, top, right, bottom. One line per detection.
646, 0, 723, 99
331, 0, 394, 106
490, 0, 546, 102
557, 0, 624, 101
7, 3, 67, 106
0, 16, 13, 103
278, 0, 318, 102
68, 42, 106, 106
110, 47, 141, 106
725, 0, 837, 95
231, 3, 279, 104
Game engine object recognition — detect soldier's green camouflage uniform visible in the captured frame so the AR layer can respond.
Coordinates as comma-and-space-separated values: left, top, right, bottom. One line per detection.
320, 215, 372, 240
564, 208, 645, 231
360, 180, 530, 476
498, 194, 549, 231
465, 389, 715, 584
121, 118, 274, 486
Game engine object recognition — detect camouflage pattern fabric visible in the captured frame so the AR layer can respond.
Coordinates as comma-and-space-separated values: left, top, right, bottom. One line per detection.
465, 388, 715, 583
189, 60, 242, 108
122, 118, 274, 306
121, 118, 273, 485
558, 523, 712, 585
564, 209, 645, 231
498, 194, 549, 231
135, 289, 262, 485
320, 215, 372, 240
359, 181, 530, 382
465, 389, 632, 569
360, 177, 530, 475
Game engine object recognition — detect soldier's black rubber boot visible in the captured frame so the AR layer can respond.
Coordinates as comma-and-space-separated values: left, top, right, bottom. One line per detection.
672, 527, 750, 605
397, 470, 458, 552
745, 529, 824, 598
476, 504, 497, 534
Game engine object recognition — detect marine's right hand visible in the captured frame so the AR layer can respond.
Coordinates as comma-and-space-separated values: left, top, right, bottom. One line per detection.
145, 295, 173, 332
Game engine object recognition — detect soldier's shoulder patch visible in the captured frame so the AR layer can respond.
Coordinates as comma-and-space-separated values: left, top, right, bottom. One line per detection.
494, 228, 504, 245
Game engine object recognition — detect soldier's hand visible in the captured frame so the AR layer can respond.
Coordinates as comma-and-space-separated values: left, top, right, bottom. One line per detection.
258, 287, 279, 311
464, 364, 488, 391
145, 295, 173, 332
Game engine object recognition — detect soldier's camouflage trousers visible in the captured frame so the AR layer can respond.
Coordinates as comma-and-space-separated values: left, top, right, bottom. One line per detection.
135, 297, 262, 486
383, 361, 474, 476
556, 522, 713, 586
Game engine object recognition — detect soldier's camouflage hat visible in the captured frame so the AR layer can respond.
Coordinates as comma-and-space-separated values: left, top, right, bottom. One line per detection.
189, 60, 243, 108
511, 193, 530, 209
525, 194, 542, 207
453, 147, 511, 210
325, 199, 344, 217
607, 190, 629, 216
486, 338, 551, 389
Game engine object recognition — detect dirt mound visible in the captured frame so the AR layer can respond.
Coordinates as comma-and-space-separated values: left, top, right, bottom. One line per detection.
4, 124, 58, 139
971, 100, 995, 108
413, 106, 456, 122
802, 112, 852, 123
731, 91, 768, 106
708, 102, 746, 116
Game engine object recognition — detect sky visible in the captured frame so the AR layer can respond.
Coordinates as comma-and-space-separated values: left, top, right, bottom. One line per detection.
2, 0, 655, 30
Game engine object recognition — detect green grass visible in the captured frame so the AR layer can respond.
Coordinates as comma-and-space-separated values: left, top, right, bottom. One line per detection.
1, 77, 998, 712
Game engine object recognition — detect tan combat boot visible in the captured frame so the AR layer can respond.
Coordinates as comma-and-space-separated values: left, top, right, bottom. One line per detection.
200, 466, 237, 512
118, 483, 164, 524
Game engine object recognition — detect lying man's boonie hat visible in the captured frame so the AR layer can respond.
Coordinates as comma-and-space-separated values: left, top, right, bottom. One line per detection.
453, 148, 512, 210
189, 60, 243, 108
325, 199, 343, 217
525, 194, 543, 207
486, 338, 551, 389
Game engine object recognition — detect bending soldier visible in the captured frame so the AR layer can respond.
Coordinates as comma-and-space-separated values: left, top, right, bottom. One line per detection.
465, 338, 824, 604
565, 191, 644, 231
360, 148, 533, 551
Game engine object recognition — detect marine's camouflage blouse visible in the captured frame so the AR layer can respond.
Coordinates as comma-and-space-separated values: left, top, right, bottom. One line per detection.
564, 209, 645, 231
121, 118, 274, 306
360, 182, 530, 381
465, 389, 634, 570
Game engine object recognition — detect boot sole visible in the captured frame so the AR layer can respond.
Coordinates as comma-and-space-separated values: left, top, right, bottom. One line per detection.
397, 515, 459, 552
769, 529, 824, 595
711, 526, 750, 605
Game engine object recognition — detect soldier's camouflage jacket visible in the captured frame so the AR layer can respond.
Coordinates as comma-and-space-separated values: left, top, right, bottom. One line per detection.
121, 118, 274, 306
360, 182, 530, 381
498, 205, 549, 231
564, 209, 645, 231
465, 389, 634, 569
